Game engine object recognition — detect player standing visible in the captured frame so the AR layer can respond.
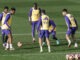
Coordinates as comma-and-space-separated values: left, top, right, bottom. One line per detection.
1, 8, 16, 50
0, 6, 8, 47
29, 3, 41, 42
62, 9, 78, 48
42, 19, 60, 46
37, 10, 54, 52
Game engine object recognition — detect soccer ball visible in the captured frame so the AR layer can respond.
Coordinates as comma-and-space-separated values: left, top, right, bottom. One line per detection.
17, 42, 22, 47
66, 54, 75, 60
75, 54, 80, 60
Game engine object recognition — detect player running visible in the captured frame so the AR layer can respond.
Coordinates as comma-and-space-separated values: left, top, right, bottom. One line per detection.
62, 9, 78, 48
0, 8, 16, 50
29, 3, 41, 42
42, 19, 60, 46
37, 10, 55, 52
0, 6, 8, 47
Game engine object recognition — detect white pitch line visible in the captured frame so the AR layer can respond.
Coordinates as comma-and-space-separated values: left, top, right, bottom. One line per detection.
0, 32, 80, 36
1, 52, 80, 56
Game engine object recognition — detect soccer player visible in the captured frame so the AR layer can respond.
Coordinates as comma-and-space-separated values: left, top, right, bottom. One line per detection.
0, 6, 8, 47
29, 3, 41, 42
37, 10, 54, 52
62, 9, 78, 48
1, 8, 16, 50
42, 19, 60, 46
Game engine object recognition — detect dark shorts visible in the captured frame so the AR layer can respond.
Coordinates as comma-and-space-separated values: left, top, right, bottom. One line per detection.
39, 30, 49, 38
66, 27, 77, 35
1, 29, 11, 35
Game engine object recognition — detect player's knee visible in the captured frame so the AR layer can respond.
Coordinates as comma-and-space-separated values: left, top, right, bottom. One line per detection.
8, 34, 12, 38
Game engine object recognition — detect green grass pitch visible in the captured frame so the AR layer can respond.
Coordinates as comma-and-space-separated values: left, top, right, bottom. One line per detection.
0, 0, 80, 60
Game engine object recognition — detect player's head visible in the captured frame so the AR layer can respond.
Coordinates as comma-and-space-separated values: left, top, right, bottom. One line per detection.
4, 6, 9, 13
62, 9, 67, 16
41, 9, 46, 15
10, 8, 16, 15
33, 3, 38, 9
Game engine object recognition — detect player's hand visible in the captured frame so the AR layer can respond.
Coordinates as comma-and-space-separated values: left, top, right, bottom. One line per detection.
29, 20, 32, 25
9, 27, 11, 30
49, 30, 52, 32
37, 30, 41, 34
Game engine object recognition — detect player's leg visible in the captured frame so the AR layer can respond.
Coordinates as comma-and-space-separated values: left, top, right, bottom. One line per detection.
5, 29, 14, 50
66, 30, 71, 48
39, 30, 44, 52
5, 35, 8, 43
51, 31, 60, 45
71, 30, 78, 48
2, 34, 5, 43
39, 38, 43, 52
45, 30, 51, 52
7, 33, 14, 50
42, 34, 46, 46
53, 35, 60, 45
32, 22, 36, 42
1, 30, 6, 47
3, 35, 8, 47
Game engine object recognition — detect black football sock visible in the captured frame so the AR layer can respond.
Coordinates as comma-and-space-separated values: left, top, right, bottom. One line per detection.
5, 35, 8, 43
53, 35, 58, 40
2, 34, 5, 43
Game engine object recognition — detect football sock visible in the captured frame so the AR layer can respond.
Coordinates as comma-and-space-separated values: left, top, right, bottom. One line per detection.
40, 46, 43, 51
53, 36, 58, 40
10, 44, 13, 48
68, 40, 71, 44
48, 46, 51, 51
5, 35, 8, 42
33, 38, 35, 40
2, 34, 5, 43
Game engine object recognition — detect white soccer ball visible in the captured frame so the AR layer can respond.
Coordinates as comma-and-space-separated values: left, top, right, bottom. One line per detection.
17, 42, 22, 47
75, 54, 80, 60
66, 54, 75, 60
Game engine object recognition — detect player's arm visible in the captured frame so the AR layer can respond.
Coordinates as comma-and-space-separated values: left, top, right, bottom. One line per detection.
0, 13, 3, 29
39, 8, 41, 15
0, 13, 3, 22
37, 16, 42, 32
29, 8, 32, 24
4, 14, 10, 28
65, 16, 71, 30
49, 19, 56, 31
74, 18, 78, 30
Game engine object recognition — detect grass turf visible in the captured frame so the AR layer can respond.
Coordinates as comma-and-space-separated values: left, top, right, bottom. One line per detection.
0, 0, 80, 60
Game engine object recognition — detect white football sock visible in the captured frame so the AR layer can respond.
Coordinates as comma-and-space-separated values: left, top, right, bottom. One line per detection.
33, 38, 35, 40
40, 46, 43, 51
74, 42, 78, 47
48, 46, 51, 51
68, 40, 71, 44
10, 44, 13, 48
6, 43, 9, 48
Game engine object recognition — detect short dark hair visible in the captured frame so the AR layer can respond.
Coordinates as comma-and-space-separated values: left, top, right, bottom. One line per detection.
34, 3, 37, 6
41, 9, 46, 14
11, 8, 16, 11
62, 9, 67, 12
4, 6, 9, 9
